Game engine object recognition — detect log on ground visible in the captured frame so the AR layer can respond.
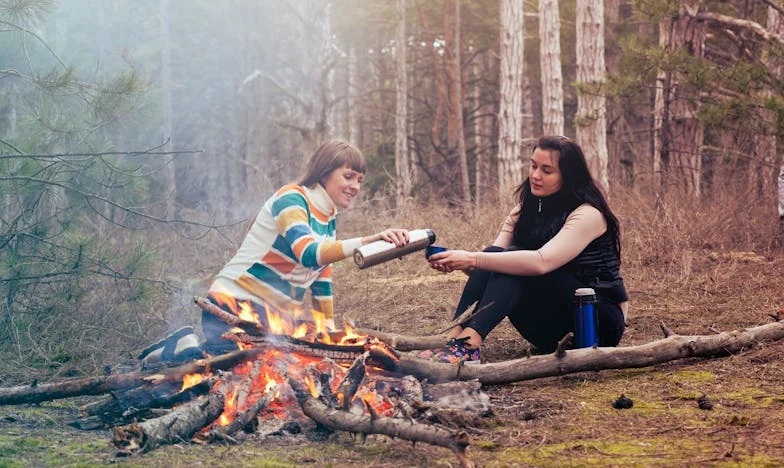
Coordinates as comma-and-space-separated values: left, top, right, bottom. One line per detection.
394, 320, 784, 384
0, 348, 262, 405
112, 391, 225, 455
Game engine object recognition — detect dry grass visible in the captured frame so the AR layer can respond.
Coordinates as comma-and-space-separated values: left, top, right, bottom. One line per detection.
2, 185, 784, 466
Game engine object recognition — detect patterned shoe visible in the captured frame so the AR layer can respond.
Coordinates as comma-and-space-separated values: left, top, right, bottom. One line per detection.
430, 337, 481, 365
415, 347, 442, 360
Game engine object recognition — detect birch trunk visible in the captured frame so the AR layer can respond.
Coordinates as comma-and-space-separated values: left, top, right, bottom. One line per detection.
539, 0, 564, 136
575, 0, 609, 192
497, 0, 526, 203
395, 0, 411, 207
348, 45, 361, 147
445, 0, 470, 204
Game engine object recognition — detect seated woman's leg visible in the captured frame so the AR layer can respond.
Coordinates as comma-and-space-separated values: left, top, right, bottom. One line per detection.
596, 296, 625, 347
507, 269, 625, 352
451, 246, 505, 321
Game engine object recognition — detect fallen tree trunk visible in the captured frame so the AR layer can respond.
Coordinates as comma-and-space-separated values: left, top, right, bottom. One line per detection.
112, 391, 226, 455
394, 320, 784, 384
289, 378, 473, 468
0, 348, 262, 405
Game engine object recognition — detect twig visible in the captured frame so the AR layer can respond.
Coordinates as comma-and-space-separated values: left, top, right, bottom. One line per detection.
437, 302, 496, 334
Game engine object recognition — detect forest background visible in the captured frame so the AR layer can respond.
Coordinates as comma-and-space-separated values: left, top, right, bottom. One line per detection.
1, 0, 784, 465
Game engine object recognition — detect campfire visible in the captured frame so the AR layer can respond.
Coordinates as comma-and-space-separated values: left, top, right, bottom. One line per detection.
2, 296, 782, 468
105, 294, 480, 467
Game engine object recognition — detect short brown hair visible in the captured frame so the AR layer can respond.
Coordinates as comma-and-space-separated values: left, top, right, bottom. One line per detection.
298, 140, 366, 187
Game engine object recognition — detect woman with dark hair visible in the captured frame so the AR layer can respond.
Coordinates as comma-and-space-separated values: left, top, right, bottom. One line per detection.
141, 140, 409, 363
422, 135, 628, 363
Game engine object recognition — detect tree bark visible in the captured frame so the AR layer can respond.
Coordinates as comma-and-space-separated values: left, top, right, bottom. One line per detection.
392, 320, 784, 384
575, 0, 610, 192
0, 348, 262, 405
354, 328, 447, 351
497, 0, 525, 203
395, 0, 412, 207
112, 391, 225, 455
539, 0, 565, 136
444, 0, 471, 204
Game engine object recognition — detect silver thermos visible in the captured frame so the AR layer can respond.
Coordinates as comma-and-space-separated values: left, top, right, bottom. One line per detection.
353, 229, 436, 269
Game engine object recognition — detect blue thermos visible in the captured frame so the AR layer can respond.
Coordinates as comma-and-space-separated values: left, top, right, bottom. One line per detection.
574, 288, 598, 348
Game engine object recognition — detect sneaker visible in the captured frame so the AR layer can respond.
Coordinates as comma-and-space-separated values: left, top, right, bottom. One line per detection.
429, 337, 481, 365
138, 326, 204, 366
415, 347, 441, 360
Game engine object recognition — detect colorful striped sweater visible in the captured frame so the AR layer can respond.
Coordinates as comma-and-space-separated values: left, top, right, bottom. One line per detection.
209, 183, 362, 320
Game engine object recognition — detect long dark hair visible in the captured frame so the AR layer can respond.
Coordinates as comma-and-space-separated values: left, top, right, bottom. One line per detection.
513, 135, 622, 258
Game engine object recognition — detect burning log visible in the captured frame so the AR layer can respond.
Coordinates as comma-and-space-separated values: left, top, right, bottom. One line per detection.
336, 353, 367, 410
353, 328, 447, 351
112, 390, 226, 455
0, 348, 262, 405
194, 296, 264, 335
71, 378, 216, 430
204, 384, 278, 442
289, 378, 474, 468
395, 319, 784, 384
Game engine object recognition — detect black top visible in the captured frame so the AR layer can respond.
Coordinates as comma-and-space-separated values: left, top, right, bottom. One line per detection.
513, 189, 629, 303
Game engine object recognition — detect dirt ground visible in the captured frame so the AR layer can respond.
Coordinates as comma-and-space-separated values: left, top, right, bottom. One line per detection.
2, 243, 784, 466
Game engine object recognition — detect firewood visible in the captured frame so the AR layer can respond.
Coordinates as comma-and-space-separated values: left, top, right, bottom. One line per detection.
336, 352, 366, 410
288, 378, 474, 468
204, 385, 277, 441
393, 320, 784, 384
0, 348, 262, 405
73, 378, 216, 429
193, 296, 265, 335
112, 391, 226, 455
353, 328, 447, 351
235, 360, 263, 411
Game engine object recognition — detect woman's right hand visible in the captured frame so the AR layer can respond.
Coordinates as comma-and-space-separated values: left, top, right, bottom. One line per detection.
365, 228, 410, 247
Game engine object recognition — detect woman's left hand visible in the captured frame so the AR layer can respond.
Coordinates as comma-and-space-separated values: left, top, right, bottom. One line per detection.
428, 250, 478, 273
374, 228, 410, 247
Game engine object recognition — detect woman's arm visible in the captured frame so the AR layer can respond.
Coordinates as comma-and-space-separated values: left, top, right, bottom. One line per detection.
430, 204, 607, 275
491, 204, 521, 249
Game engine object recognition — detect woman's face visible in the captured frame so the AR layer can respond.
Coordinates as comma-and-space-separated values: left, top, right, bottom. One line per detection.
529, 148, 563, 197
321, 164, 364, 208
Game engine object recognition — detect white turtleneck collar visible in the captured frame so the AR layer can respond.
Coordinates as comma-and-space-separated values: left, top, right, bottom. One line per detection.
304, 183, 337, 217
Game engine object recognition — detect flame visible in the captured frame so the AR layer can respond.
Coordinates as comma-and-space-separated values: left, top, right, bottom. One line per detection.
181, 373, 204, 391
304, 375, 319, 398
218, 387, 238, 426
238, 301, 259, 323
293, 322, 308, 338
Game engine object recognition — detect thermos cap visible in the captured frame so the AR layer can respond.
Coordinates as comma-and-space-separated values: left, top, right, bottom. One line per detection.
574, 287, 596, 297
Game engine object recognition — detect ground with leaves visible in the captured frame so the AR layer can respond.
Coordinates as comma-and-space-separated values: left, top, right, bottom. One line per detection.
2, 193, 784, 467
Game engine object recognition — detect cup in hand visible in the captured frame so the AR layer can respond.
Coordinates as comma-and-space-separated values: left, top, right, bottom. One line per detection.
425, 245, 448, 259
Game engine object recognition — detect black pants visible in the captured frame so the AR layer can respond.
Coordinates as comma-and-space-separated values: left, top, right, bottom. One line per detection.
455, 246, 625, 353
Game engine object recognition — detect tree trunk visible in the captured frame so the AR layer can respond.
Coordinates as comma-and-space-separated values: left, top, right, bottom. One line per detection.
539, 0, 565, 136
575, 0, 610, 192
159, 0, 177, 218
348, 44, 362, 147
497, 0, 525, 203
395, 0, 412, 207
472, 51, 493, 208
752, 6, 784, 200
445, 0, 471, 204
393, 320, 784, 384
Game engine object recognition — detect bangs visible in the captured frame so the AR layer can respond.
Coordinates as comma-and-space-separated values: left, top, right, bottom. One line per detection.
339, 146, 367, 174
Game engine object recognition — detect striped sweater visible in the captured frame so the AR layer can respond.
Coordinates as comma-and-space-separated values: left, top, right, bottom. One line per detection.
209, 183, 362, 320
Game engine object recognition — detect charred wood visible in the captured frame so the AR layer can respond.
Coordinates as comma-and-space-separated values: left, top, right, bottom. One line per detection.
204, 386, 277, 442
289, 378, 474, 468
336, 353, 366, 410
112, 391, 226, 455
71, 379, 214, 429
0, 348, 262, 405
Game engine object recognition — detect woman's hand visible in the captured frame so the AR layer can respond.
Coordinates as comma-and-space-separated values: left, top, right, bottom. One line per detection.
366, 228, 410, 247
428, 250, 478, 273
